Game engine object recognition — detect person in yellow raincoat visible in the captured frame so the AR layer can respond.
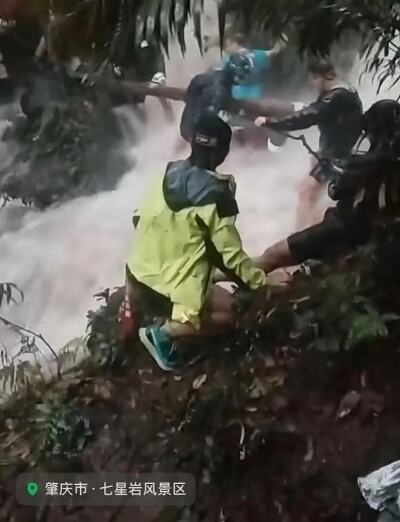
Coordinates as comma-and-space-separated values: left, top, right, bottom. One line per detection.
126, 115, 268, 371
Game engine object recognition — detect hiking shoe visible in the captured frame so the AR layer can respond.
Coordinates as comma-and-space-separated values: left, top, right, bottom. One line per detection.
139, 326, 180, 371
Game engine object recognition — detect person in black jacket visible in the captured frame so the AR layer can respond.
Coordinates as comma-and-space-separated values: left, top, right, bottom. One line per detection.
248, 99, 400, 274
179, 52, 261, 144
261, 58, 363, 230
179, 49, 290, 147
179, 64, 236, 143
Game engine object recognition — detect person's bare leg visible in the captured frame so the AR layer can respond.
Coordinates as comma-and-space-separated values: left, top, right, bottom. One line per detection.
296, 175, 323, 230
162, 285, 237, 340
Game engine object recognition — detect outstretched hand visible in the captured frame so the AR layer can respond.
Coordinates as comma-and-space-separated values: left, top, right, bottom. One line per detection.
268, 269, 293, 286
254, 116, 266, 127
255, 116, 277, 128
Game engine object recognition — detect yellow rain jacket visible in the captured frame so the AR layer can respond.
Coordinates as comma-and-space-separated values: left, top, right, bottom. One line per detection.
127, 159, 267, 329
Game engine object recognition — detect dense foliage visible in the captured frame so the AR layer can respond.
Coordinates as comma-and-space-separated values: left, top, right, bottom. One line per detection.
0, 3, 400, 521
1, 224, 400, 520
9, 0, 397, 88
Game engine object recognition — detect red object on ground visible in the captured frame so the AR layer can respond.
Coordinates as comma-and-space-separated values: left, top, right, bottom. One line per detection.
0, 0, 23, 19
119, 284, 137, 342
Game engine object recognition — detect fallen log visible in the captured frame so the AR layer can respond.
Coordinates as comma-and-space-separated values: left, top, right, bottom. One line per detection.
105, 80, 295, 146
106, 79, 295, 119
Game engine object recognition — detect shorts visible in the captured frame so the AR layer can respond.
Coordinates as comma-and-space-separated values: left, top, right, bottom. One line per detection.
309, 154, 341, 184
309, 162, 334, 184
126, 267, 209, 329
287, 208, 371, 263
310, 148, 350, 184
126, 267, 173, 325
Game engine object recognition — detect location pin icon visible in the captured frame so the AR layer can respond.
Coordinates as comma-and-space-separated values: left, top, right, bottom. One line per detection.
27, 482, 39, 496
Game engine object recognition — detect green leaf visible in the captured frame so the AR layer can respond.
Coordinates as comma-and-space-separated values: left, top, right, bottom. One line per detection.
346, 311, 388, 350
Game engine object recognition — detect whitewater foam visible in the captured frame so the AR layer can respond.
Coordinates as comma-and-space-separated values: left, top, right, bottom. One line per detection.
0, 17, 397, 358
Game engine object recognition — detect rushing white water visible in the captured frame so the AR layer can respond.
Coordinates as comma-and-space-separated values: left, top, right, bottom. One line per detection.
0, 101, 308, 355
0, 18, 397, 358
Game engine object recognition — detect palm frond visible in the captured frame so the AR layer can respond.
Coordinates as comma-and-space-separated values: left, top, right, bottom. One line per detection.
19, 0, 400, 84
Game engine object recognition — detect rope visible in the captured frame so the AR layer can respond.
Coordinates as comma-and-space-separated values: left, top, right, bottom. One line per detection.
284, 131, 321, 163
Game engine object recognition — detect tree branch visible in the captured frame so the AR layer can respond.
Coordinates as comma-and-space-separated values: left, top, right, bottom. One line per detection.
0, 315, 61, 379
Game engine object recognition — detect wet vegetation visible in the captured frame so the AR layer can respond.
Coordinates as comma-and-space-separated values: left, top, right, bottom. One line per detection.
1, 1, 400, 521
1, 222, 400, 521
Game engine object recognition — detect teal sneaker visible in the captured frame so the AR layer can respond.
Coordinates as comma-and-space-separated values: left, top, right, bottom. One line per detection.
139, 326, 180, 371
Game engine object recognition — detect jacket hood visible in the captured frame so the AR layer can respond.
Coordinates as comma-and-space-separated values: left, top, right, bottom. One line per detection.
163, 159, 238, 218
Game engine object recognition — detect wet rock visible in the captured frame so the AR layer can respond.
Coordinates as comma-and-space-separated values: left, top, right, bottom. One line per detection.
337, 390, 361, 419
249, 378, 266, 399
192, 374, 207, 390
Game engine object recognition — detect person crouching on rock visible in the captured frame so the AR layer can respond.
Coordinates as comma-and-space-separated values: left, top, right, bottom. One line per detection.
125, 115, 268, 371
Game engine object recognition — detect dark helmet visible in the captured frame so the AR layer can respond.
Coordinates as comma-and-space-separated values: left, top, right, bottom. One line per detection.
192, 114, 232, 151
364, 99, 400, 149
225, 52, 253, 84
191, 115, 232, 168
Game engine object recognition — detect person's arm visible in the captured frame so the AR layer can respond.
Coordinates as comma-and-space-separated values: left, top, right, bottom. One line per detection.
333, 151, 392, 197
346, 149, 390, 172
267, 34, 288, 58
208, 208, 268, 290
265, 98, 326, 132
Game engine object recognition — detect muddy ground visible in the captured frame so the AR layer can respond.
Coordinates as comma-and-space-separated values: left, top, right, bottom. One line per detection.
1, 277, 399, 522
1, 220, 400, 522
